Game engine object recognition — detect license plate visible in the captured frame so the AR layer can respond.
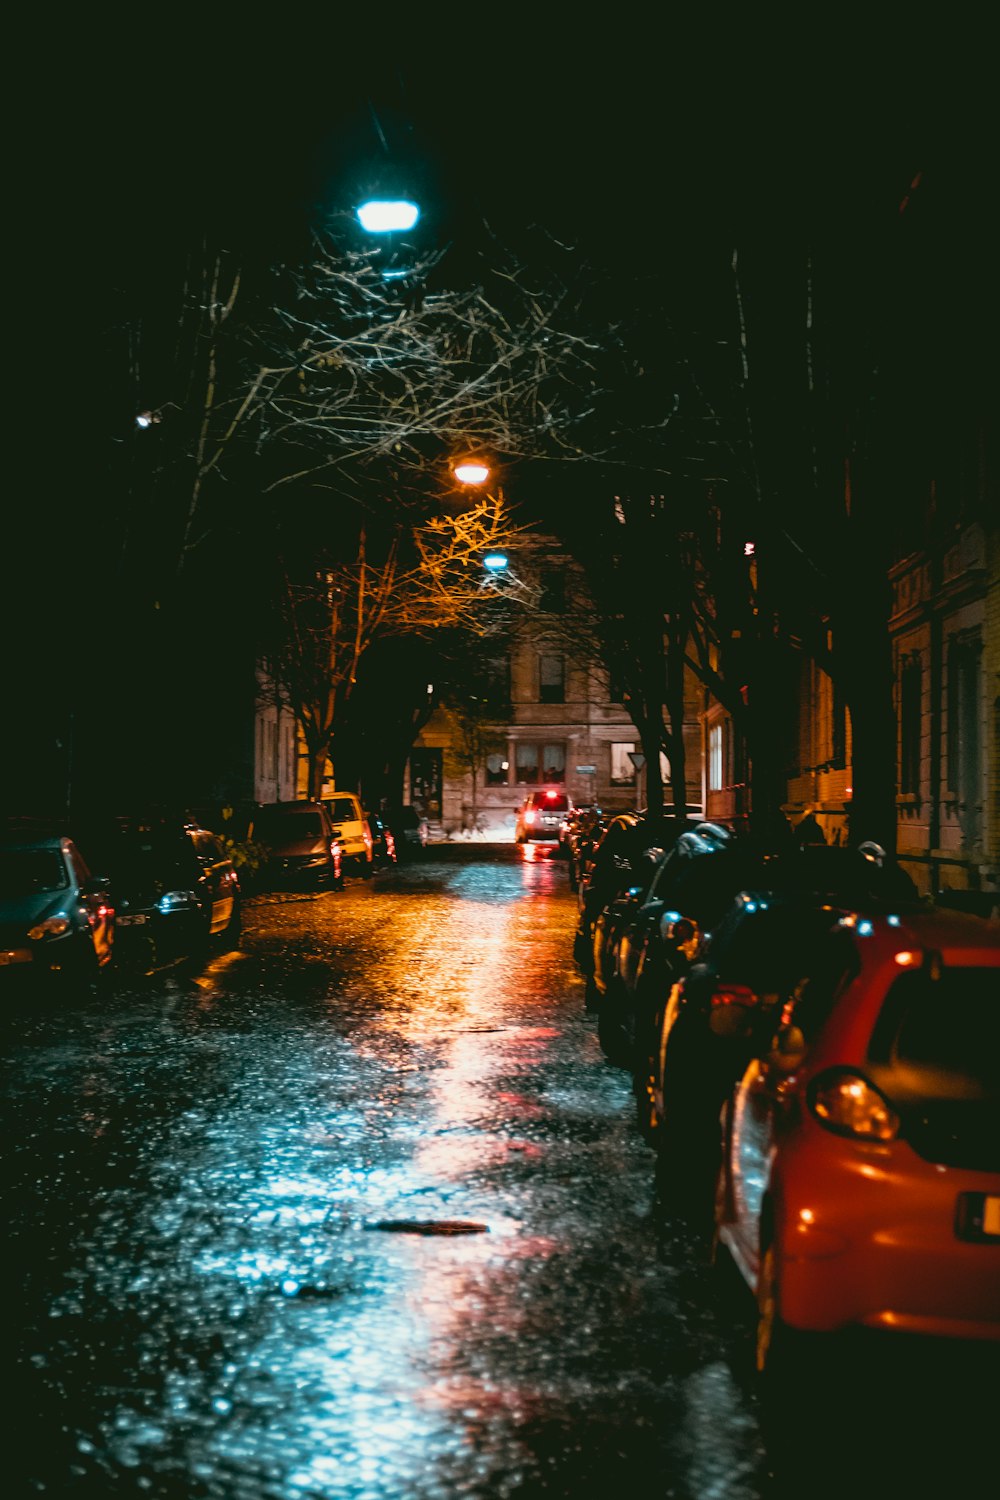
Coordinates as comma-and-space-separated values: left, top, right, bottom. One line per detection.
957, 1192, 1000, 1242
0, 949, 32, 965
117, 914, 148, 927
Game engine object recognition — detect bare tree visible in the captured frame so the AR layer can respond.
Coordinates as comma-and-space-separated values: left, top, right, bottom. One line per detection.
267, 495, 530, 798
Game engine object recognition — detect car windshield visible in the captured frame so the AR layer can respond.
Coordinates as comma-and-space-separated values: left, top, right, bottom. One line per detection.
534, 793, 570, 812
255, 809, 323, 838
327, 799, 358, 822
0, 850, 70, 897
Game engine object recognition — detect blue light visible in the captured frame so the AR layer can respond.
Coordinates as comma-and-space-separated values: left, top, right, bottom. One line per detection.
887, 914, 901, 927
857, 919, 874, 937
483, 552, 509, 572
356, 199, 420, 233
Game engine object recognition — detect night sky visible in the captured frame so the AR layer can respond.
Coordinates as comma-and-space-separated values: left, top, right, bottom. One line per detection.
6, 18, 994, 809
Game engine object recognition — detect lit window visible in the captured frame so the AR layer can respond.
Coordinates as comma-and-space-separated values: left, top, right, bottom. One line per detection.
611, 743, 636, 786
709, 724, 724, 791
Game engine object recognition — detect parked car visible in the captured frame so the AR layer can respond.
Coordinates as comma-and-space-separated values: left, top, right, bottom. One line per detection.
613, 839, 921, 1140
646, 891, 856, 1182
0, 833, 114, 986
322, 791, 373, 877
248, 802, 343, 890
713, 907, 1000, 1382
575, 816, 726, 1000
76, 814, 241, 972
589, 821, 735, 1047
515, 787, 575, 844
365, 810, 397, 869
563, 805, 605, 890
389, 805, 429, 860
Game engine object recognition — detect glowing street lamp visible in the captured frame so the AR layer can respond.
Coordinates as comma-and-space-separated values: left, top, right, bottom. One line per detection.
356, 199, 420, 234
483, 551, 509, 573
452, 460, 490, 486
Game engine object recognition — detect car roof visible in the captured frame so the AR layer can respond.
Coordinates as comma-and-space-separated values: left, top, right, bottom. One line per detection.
841, 906, 1000, 954
0, 835, 70, 852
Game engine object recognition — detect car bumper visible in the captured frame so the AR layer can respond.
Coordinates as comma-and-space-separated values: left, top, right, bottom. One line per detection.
774, 1131, 1000, 1341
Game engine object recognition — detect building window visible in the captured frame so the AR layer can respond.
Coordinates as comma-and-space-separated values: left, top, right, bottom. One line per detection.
539, 569, 566, 612
483, 654, 510, 706
485, 752, 509, 786
610, 742, 636, 785
709, 723, 724, 792
515, 742, 566, 784
899, 656, 922, 795
946, 636, 982, 841
539, 654, 565, 703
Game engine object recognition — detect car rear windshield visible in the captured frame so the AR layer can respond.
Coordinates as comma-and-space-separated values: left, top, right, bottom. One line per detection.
254, 808, 324, 838
327, 798, 359, 822
0, 850, 69, 896
87, 832, 199, 884
870, 969, 1000, 1089
534, 793, 570, 811
716, 906, 843, 990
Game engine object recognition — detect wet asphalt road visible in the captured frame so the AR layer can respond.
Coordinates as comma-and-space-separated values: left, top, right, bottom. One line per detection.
3, 851, 996, 1499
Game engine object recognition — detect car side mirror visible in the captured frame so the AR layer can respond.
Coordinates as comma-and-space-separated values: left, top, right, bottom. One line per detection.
659, 913, 700, 958
765, 1024, 807, 1076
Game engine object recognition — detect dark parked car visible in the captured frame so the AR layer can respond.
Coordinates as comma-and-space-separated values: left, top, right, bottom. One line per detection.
389, 806, 429, 860
586, 836, 920, 1134
646, 891, 855, 1183
590, 821, 735, 1049
365, 811, 397, 869
563, 805, 606, 891
76, 815, 242, 972
249, 802, 343, 889
0, 834, 114, 986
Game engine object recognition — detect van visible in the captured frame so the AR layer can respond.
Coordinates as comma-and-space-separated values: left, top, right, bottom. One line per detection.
322, 792, 373, 876
515, 788, 575, 843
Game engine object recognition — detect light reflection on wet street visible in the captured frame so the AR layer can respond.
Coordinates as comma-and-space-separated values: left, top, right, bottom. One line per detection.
3, 853, 995, 1498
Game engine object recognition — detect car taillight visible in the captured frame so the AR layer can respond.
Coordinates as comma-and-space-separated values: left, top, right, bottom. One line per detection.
524, 809, 536, 826
808, 1069, 899, 1142
710, 982, 758, 1008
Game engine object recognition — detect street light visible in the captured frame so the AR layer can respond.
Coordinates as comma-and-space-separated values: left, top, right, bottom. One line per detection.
452, 460, 491, 486
483, 551, 509, 573
356, 199, 420, 233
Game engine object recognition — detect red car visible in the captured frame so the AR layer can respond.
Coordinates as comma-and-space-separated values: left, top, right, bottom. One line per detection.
714, 907, 1000, 1380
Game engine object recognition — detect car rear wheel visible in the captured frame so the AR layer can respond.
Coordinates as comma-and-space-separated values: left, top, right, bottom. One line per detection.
596, 977, 635, 1067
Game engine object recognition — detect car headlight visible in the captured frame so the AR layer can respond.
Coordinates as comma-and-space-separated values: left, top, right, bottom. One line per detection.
158, 890, 200, 912
28, 914, 72, 940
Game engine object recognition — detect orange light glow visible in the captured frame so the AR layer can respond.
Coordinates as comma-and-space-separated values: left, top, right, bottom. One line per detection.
894, 950, 920, 966
453, 461, 490, 485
